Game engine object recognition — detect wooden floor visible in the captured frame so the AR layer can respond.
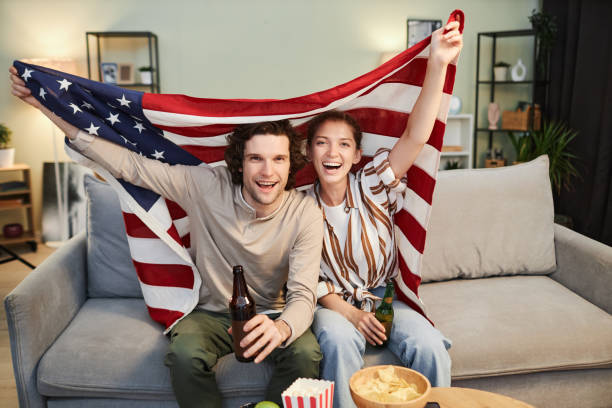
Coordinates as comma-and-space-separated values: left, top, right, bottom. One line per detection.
0, 243, 55, 408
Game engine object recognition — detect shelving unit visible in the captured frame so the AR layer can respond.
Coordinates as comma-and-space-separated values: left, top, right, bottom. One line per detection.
0, 164, 38, 269
473, 29, 549, 167
441, 114, 473, 170
86, 31, 160, 93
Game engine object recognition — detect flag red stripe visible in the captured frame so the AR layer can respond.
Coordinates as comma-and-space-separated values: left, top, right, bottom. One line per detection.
394, 209, 427, 254
123, 213, 156, 238
181, 232, 191, 248
179, 145, 226, 163
406, 165, 436, 205
393, 284, 433, 326
397, 255, 422, 294
133, 260, 195, 289
157, 123, 236, 138
165, 199, 187, 219
146, 306, 185, 329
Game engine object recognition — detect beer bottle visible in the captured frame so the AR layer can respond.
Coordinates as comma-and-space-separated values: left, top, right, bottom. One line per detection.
374, 280, 394, 347
229, 265, 256, 362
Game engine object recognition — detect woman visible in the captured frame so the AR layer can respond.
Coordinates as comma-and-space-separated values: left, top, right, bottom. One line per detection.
306, 21, 462, 407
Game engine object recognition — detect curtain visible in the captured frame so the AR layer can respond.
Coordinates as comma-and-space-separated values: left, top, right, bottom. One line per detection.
543, 0, 612, 245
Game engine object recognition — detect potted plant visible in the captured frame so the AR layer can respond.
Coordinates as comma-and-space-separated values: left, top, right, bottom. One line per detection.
493, 62, 510, 81
507, 120, 579, 195
529, 9, 558, 80
0, 123, 15, 168
138, 66, 153, 85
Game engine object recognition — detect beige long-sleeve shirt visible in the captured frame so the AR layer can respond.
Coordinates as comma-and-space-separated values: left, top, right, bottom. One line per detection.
71, 131, 323, 344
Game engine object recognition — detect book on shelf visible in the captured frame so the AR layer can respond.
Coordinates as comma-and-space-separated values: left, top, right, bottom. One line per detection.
0, 198, 24, 206
442, 145, 464, 152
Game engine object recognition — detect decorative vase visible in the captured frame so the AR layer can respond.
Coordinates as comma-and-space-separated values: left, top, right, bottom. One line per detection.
487, 103, 500, 130
493, 67, 508, 81
511, 58, 527, 81
140, 71, 152, 85
0, 147, 15, 168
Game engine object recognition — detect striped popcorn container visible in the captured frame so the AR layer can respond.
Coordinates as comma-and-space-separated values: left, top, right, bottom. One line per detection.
281, 378, 334, 408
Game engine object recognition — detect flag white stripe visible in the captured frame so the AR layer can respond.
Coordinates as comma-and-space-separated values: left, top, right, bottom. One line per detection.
400, 188, 431, 231
395, 225, 422, 276
173, 217, 190, 237
139, 283, 199, 311
127, 236, 193, 265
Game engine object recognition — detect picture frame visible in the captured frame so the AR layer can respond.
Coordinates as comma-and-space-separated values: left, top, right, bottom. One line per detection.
407, 19, 442, 48
117, 63, 134, 84
100, 62, 118, 84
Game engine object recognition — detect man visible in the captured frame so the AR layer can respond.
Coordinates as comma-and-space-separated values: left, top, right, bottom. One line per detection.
9, 66, 324, 408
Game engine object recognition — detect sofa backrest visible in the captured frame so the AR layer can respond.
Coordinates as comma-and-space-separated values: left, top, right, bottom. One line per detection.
421, 155, 556, 282
84, 175, 142, 298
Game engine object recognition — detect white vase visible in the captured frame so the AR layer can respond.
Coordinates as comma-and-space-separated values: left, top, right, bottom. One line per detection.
511, 58, 527, 81
493, 67, 508, 82
0, 148, 15, 167
140, 71, 152, 85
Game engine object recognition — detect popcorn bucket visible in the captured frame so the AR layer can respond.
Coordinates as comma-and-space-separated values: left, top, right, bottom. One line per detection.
281, 378, 334, 408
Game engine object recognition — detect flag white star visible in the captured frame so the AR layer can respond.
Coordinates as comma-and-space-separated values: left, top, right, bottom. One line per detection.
39, 87, 47, 100
68, 103, 82, 114
57, 78, 72, 91
81, 101, 94, 110
106, 113, 120, 125
151, 150, 165, 160
133, 122, 145, 133
21, 68, 33, 82
116, 94, 132, 107
85, 122, 100, 136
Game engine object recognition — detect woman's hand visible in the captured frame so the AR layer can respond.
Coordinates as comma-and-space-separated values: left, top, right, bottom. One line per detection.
429, 21, 463, 67
9, 66, 42, 110
348, 307, 387, 346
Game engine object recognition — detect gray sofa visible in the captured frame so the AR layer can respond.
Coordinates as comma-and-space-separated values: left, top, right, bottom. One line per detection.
5, 156, 612, 408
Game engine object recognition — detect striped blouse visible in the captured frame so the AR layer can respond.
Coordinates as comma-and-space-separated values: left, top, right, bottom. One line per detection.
307, 149, 407, 312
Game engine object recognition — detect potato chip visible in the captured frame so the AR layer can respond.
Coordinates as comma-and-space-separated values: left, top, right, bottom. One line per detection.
355, 366, 422, 403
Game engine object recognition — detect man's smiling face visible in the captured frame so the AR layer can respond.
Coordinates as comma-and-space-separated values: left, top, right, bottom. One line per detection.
241, 133, 291, 217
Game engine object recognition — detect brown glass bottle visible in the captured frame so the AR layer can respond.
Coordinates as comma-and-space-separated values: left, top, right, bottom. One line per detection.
374, 280, 394, 347
229, 265, 256, 362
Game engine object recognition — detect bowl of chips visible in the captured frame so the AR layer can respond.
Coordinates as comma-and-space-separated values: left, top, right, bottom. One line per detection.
349, 365, 431, 408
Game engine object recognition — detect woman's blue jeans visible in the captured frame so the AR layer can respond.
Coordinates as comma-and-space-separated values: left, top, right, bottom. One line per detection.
312, 286, 451, 408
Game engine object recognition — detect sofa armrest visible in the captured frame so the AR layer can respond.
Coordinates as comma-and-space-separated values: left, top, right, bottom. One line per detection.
550, 224, 612, 314
3, 232, 87, 408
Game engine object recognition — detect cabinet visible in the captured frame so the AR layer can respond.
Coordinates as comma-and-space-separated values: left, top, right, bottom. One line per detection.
441, 114, 473, 170
473, 29, 549, 167
86, 31, 160, 93
0, 164, 38, 268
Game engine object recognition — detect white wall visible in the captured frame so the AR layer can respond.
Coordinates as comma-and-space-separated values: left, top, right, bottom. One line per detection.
0, 0, 539, 232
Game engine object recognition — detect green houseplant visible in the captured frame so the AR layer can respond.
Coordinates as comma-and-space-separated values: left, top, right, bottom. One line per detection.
508, 120, 579, 194
0, 123, 15, 168
529, 9, 558, 80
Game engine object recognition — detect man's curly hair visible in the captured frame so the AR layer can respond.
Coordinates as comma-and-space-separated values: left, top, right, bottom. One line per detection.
224, 120, 306, 190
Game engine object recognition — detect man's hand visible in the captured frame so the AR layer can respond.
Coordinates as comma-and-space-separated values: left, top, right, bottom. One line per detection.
430, 21, 463, 67
228, 314, 291, 363
9, 66, 42, 110
348, 308, 387, 346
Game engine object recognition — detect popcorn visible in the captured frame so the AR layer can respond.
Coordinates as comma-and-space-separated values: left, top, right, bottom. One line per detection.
281, 378, 334, 408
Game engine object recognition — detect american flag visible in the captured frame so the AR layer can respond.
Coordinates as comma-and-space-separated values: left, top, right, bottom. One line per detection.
15, 10, 463, 332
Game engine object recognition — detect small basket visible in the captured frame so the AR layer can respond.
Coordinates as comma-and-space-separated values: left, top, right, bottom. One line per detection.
485, 159, 506, 168
501, 105, 541, 131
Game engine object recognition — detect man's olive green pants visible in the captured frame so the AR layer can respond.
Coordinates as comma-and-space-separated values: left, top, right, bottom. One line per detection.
164, 310, 321, 408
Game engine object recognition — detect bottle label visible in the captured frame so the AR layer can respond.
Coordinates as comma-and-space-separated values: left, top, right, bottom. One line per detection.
384, 296, 393, 304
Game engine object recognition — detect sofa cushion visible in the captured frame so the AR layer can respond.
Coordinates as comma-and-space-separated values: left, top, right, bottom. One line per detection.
37, 299, 273, 399
421, 155, 556, 282
85, 175, 142, 298
419, 275, 612, 379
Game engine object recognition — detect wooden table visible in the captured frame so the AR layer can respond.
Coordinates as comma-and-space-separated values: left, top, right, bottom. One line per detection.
428, 387, 534, 408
